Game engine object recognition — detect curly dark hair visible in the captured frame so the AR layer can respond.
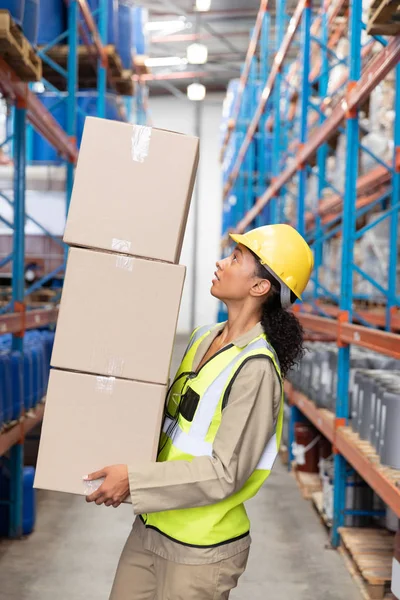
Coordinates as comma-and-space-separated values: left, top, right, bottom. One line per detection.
251, 250, 305, 378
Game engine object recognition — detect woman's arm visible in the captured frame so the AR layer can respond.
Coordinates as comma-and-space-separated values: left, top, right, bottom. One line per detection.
128, 357, 281, 514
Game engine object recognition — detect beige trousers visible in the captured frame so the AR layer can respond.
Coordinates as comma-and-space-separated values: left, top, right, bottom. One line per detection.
109, 527, 249, 600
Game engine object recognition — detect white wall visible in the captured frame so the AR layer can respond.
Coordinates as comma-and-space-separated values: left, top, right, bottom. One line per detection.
148, 93, 224, 334
0, 93, 224, 334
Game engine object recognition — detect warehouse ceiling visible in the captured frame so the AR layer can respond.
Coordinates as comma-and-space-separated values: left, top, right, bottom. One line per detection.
137, 0, 302, 96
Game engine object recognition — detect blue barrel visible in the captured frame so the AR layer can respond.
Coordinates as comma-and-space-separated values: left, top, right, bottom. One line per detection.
35, 342, 45, 401
132, 6, 147, 55
23, 466, 36, 535
2, 0, 25, 27
31, 93, 67, 163
41, 331, 54, 390
37, 0, 66, 46
0, 353, 13, 424
10, 351, 23, 421
0, 465, 36, 537
23, 349, 33, 412
29, 345, 40, 408
87, 0, 118, 44
117, 3, 133, 68
0, 373, 3, 432
22, 0, 39, 45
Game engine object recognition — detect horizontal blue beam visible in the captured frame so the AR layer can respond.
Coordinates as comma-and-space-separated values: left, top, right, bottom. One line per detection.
0, 192, 66, 250
354, 201, 399, 240
37, 53, 68, 79
352, 263, 388, 296
39, 31, 69, 55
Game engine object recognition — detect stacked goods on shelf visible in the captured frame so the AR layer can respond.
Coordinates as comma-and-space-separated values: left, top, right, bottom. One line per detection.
358, 211, 400, 301
35, 117, 199, 498
220, 79, 240, 146
0, 330, 55, 432
352, 370, 400, 468
288, 342, 400, 415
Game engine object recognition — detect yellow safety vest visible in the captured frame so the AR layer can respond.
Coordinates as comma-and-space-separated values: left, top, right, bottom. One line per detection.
142, 323, 284, 547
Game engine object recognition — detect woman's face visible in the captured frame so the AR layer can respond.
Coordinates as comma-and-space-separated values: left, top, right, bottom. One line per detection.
211, 244, 262, 302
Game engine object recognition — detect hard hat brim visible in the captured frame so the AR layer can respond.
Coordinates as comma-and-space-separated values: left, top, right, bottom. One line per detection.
229, 232, 302, 300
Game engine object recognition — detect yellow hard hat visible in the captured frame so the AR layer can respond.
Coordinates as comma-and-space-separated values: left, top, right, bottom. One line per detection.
229, 224, 314, 300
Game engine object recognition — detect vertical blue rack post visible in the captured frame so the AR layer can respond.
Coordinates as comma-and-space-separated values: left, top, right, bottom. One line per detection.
9, 103, 27, 538
387, 64, 400, 329
332, 0, 362, 548
270, 0, 285, 224
97, 0, 108, 118
66, 0, 78, 219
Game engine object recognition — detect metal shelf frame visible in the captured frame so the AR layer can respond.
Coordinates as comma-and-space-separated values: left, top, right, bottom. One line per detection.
0, 0, 145, 538
221, 0, 400, 547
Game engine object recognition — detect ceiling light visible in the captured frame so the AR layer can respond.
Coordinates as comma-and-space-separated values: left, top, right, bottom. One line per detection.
187, 43, 208, 65
187, 83, 206, 101
195, 0, 211, 11
145, 56, 188, 68
145, 19, 187, 33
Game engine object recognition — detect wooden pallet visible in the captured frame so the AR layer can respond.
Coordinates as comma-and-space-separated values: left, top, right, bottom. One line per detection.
0, 10, 42, 81
340, 428, 400, 490
311, 491, 333, 529
40, 44, 133, 95
367, 0, 400, 35
339, 527, 395, 600
293, 465, 322, 500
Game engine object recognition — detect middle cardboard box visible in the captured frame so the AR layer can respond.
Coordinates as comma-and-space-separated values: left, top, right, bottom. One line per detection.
51, 246, 186, 386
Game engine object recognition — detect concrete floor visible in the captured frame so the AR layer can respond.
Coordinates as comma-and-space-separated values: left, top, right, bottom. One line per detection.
0, 336, 362, 600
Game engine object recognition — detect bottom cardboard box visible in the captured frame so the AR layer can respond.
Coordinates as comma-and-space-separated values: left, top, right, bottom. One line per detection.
34, 369, 166, 500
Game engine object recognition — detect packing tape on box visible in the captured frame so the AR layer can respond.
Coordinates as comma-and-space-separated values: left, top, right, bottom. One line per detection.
131, 125, 151, 163
106, 357, 125, 377
112, 238, 132, 253
116, 255, 134, 272
96, 376, 116, 394
83, 477, 105, 496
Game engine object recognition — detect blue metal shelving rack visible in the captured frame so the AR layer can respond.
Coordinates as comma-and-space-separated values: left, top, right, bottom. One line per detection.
0, 0, 146, 538
220, 0, 400, 547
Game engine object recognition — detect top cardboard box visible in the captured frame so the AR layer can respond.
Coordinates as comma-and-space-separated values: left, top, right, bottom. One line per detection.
64, 118, 199, 264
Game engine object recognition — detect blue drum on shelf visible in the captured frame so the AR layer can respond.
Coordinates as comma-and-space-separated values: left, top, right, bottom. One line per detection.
0, 465, 37, 537
0, 352, 13, 425
117, 2, 133, 69
23, 349, 33, 412
31, 93, 67, 163
132, 6, 147, 55
10, 351, 23, 422
87, 0, 118, 44
22, 0, 39, 45
37, 0, 66, 46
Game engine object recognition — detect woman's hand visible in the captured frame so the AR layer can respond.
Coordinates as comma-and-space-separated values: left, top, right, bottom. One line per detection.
84, 464, 130, 508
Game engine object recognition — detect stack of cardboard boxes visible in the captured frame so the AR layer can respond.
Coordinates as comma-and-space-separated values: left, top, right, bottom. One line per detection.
35, 117, 199, 498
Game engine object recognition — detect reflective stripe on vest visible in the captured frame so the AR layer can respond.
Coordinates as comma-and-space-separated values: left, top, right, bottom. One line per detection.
144, 324, 284, 547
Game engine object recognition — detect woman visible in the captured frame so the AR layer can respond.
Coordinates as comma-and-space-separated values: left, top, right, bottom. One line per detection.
85, 224, 314, 600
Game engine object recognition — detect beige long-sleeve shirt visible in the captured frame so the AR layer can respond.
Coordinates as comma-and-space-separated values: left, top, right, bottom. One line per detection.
128, 322, 282, 564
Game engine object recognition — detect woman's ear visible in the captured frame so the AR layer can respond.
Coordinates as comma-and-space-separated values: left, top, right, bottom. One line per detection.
250, 278, 271, 298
